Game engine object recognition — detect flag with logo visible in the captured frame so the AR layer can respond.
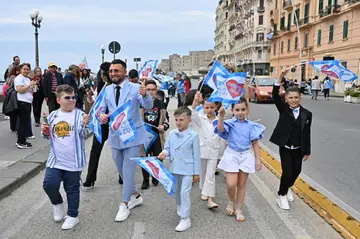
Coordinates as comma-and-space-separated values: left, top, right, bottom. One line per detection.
308, 60, 340, 73
143, 123, 158, 153
208, 72, 246, 107
89, 86, 106, 143
313, 61, 358, 82
108, 100, 137, 144
139, 60, 158, 78
203, 60, 230, 89
132, 156, 176, 196
79, 56, 88, 70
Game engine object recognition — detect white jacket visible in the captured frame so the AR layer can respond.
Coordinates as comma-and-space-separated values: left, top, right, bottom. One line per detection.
191, 109, 225, 160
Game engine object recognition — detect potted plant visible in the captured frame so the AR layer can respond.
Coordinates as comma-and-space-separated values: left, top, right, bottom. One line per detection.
351, 91, 360, 104
344, 88, 353, 102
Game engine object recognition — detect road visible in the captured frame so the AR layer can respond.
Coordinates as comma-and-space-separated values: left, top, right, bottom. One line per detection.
249, 95, 360, 221
0, 98, 340, 239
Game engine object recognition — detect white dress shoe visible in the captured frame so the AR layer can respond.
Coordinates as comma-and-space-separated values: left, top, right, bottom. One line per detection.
175, 218, 191, 232
115, 203, 130, 222
276, 195, 290, 210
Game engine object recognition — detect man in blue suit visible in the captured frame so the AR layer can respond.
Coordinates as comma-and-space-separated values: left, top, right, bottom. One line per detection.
99, 59, 153, 222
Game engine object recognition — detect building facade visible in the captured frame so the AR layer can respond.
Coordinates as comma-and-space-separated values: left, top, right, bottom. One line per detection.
158, 50, 215, 75
269, 0, 360, 92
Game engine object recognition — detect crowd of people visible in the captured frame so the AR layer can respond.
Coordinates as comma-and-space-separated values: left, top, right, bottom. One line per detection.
2, 58, 313, 233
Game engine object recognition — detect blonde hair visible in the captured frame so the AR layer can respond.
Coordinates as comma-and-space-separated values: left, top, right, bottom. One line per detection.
224, 62, 236, 73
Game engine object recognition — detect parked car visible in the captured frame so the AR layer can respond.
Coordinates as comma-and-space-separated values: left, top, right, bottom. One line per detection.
248, 76, 285, 103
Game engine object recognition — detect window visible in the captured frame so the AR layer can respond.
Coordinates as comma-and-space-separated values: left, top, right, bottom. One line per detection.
258, 50, 262, 59
280, 17, 285, 28
275, 0, 278, 9
317, 29, 322, 45
281, 41, 284, 53
273, 43, 276, 55
343, 20, 349, 39
259, 15, 264, 25
304, 3, 309, 24
260, 0, 264, 8
341, 61, 347, 68
328, 0, 332, 6
256, 33, 264, 41
226, 12, 228, 19
294, 9, 300, 22
329, 24, 334, 42
287, 13, 292, 31
287, 39, 291, 52
319, 0, 323, 13
295, 36, 298, 50
304, 32, 309, 48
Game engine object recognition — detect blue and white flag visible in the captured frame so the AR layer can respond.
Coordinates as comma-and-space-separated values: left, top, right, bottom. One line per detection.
109, 100, 137, 144
132, 157, 176, 196
168, 72, 176, 78
321, 62, 358, 82
139, 60, 158, 79
208, 72, 246, 107
308, 60, 340, 73
143, 123, 158, 153
89, 86, 106, 143
195, 105, 203, 112
203, 60, 230, 89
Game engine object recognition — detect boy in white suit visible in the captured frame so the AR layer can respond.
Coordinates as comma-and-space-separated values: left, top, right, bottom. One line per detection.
158, 106, 201, 232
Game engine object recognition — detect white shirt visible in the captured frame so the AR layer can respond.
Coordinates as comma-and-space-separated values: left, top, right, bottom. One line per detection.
14, 74, 33, 103
51, 110, 82, 171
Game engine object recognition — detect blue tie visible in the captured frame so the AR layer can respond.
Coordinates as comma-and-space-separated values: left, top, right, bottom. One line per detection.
292, 108, 299, 113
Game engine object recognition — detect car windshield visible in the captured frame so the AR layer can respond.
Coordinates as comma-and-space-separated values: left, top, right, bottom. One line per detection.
257, 78, 275, 86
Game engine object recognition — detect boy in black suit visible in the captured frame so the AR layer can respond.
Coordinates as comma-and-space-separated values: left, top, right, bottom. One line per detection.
270, 69, 312, 210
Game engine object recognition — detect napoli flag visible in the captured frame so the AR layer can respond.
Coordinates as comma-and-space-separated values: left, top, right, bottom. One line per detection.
143, 123, 158, 153
132, 157, 176, 196
139, 60, 158, 78
320, 62, 358, 82
208, 72, 246, 107
108, 100, 137, 144
308, 60, 340, 73
89, 86, 106, 143
203, 60, 230, 89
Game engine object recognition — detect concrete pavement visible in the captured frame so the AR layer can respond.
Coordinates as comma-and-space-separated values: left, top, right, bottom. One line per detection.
0, 98, 340, 239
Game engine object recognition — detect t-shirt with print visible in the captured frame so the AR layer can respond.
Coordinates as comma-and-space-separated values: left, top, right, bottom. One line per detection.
51, 110, 82, 172
141, 98, 165, 133
14, 74, 33, 103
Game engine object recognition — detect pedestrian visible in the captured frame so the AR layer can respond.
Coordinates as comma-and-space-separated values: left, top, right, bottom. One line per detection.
155, 89, 170, 147
128, 69, 139, 84
311, 76, 321, 100
14, 63, 37, 149
3, 55, 20, 80
270, 69, 312, 210
157, 106, 200, 232
31, 66, 44, 126
98, 59, 153, 222
323, 76, 333, 100
176, 74, 185, 107
139, 79, 166, 190
5, 66, 21, 132
214, 98, 264, 222
184, 76, 191, 94
191, 91, 224, 209
81, 68, 94, 113
42, 84, 90, 230
159, 78, 170, 106
43, 62, 64, 113
300, 79, 306, 94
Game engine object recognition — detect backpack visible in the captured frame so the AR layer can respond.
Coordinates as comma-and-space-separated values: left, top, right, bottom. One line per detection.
2, 81, 18, 116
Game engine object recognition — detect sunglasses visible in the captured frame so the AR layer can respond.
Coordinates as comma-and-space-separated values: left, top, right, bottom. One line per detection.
64, 96, 77, 100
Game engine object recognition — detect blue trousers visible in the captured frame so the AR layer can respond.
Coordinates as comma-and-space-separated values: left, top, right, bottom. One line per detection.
43, 167, 81, 217
174, 174, 193, 219
112, 146, 140, 203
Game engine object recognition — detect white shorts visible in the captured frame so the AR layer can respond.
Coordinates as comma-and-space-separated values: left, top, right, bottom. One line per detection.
218, 147, 256, 173
162, 90, 169, 98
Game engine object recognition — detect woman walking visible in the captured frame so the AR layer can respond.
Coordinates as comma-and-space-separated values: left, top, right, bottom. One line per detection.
31, 66, 44, 126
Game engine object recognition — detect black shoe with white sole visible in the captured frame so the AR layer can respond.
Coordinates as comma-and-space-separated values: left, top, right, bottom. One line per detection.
16, 142, 32, 149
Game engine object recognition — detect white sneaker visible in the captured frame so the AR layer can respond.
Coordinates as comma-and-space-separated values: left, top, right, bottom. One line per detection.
61, 216, 79, 230
115, 203, 130, 222
276, 196, 290, 210
53, 203, 64, 222
287, 188, 294, 202
128, 195, 143, 210
177, 205, 181, 217
175, 218, 191, 232
27, 136, 35, 139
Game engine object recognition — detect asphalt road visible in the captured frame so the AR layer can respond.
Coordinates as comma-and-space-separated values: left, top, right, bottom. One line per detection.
249, 95, 360, 221
0, 98, 340, 239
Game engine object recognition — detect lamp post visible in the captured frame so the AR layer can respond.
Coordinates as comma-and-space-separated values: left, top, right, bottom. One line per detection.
101, 45, 105, 63
30, 10, 43, 67
124, 56, 127, 64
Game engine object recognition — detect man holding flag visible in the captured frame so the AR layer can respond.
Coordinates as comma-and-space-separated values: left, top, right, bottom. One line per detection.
98, 59, 153, 222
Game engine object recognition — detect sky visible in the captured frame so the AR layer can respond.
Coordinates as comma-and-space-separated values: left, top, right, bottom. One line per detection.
0, 0, 217, 77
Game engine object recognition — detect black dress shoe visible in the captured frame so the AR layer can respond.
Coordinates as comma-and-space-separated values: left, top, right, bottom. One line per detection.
141, 180, 150, 190
118, 175, 123, 185
152, 177, 159, 186
83, 181, 95, 188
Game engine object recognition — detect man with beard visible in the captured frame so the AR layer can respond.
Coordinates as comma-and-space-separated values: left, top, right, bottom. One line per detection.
99, 59, 153, 222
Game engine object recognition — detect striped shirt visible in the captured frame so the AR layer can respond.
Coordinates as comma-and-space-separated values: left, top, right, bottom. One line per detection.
51, 73, 58, 92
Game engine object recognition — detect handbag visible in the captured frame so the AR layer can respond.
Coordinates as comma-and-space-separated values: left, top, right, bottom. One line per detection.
2, 82, 18, 116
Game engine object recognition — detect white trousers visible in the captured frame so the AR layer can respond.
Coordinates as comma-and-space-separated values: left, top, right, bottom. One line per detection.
199, 158, 218, 197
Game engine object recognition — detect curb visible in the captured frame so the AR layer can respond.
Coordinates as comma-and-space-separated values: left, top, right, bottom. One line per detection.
0, 132, 93, 201
260, 147, 360, 239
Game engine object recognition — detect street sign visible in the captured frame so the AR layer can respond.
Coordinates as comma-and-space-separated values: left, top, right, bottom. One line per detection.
134, 58, 141, 62
109, 41, 121, 59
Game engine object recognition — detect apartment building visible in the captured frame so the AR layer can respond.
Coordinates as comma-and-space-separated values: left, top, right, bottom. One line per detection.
269, 0, 360, 92
215, 0, 231, 62
158, 50, 215, 75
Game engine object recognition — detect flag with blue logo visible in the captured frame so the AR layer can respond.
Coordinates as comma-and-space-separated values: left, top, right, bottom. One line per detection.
203, 60, 230, 89
143, 123, 158, 153
88, 86, 106, 143
109, 100, 137, 144
139, 60, 158, 79
321, 62, 357, 82
208, 72, 246, 107
308, 60, 340, 73
132, 156, 176, 196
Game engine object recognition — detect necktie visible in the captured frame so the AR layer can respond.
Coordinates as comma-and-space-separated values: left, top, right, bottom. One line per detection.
292, 108, 299, 113
115, 86, 121, 106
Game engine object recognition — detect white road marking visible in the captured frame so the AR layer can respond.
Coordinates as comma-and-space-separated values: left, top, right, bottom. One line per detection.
131, 222, 146, 239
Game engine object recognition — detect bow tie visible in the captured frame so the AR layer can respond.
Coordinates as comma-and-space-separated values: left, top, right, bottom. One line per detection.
175, 131, 184, 138
291, 108, 299, 113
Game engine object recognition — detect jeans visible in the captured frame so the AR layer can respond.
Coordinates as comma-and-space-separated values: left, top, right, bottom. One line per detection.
43, 167, 81, 217
17, 101, 31, 144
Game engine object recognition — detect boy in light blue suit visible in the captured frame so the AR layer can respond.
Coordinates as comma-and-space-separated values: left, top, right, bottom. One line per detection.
99, 60, 153, 222
158, 106, 200, 232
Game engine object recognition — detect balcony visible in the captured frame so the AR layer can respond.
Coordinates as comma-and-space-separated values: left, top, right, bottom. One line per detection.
235, 32, 244, 40
270, 9, 280, 25
298, 16, 310, 28
320, 5, 341, 20
228, 24, 236, 32
283, 0, 293, 10
348, 0, 360, 8
257, 7, 265, 13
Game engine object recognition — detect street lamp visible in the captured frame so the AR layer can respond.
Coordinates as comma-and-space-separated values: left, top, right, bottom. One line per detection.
124, 56, 127, 64
101, 45, 105, 63
30, 9, 43, 67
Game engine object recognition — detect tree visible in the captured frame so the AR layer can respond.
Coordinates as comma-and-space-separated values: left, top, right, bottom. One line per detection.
198, 69, 208, 75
